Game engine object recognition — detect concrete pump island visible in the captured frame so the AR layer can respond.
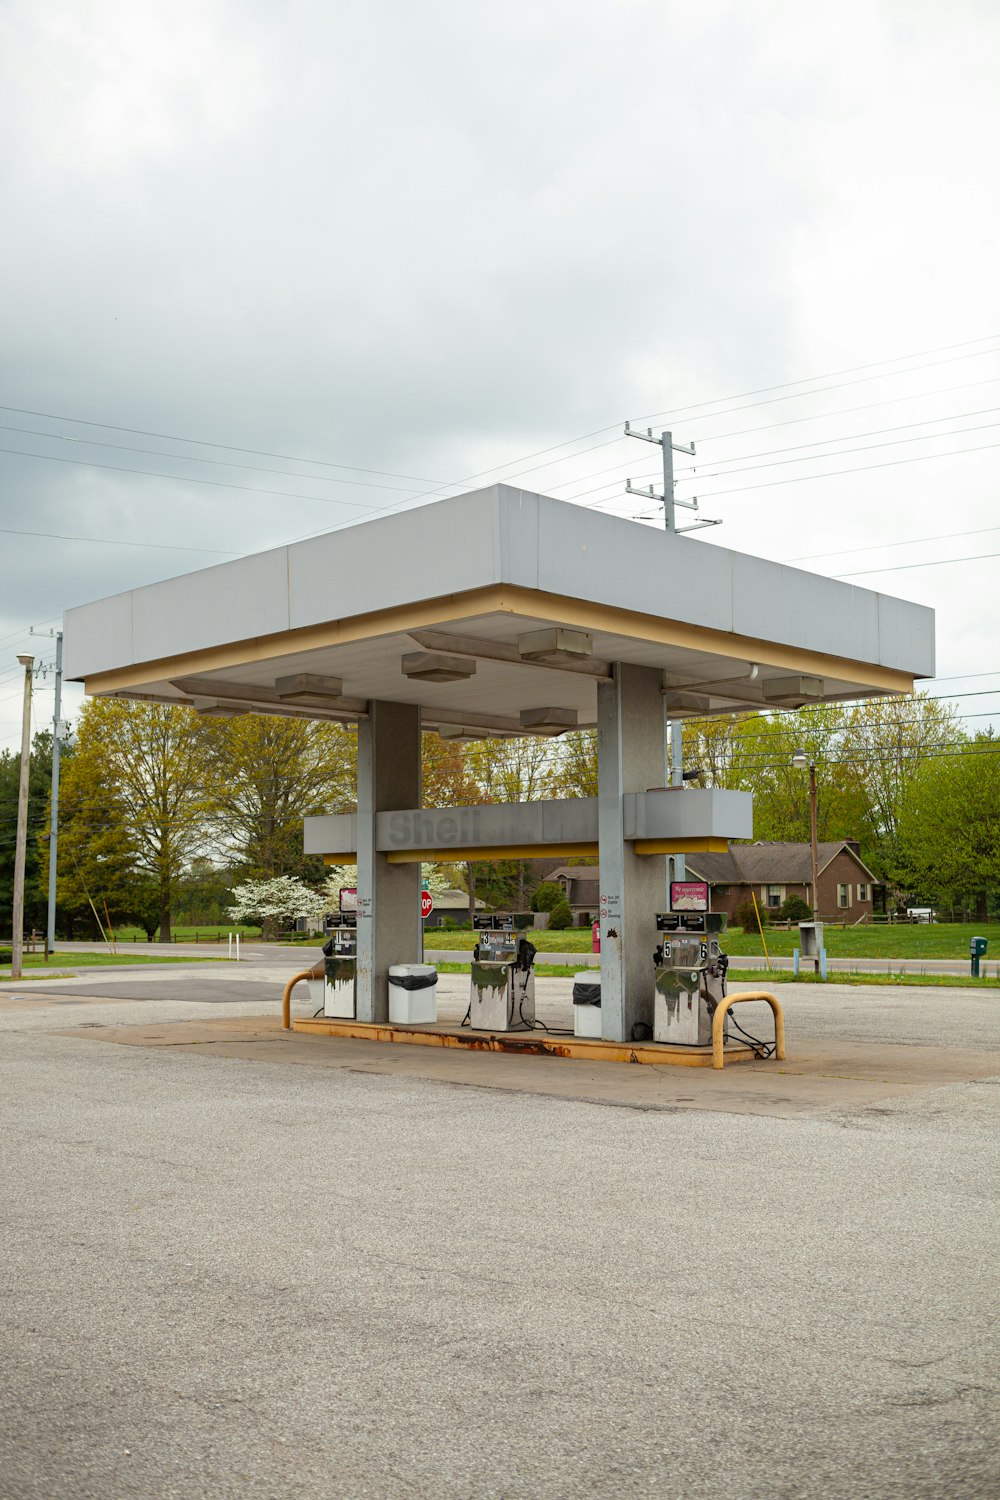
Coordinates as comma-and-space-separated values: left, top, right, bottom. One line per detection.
63, 483, 934, 1067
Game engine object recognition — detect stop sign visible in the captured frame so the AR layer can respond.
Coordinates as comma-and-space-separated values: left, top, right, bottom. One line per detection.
420, 889, 434, 920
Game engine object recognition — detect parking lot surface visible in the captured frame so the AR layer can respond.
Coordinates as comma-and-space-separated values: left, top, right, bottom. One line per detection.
1, 972, 998, 1499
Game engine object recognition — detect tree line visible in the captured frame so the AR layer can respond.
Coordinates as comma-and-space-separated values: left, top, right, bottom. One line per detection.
1, 689, 996, 939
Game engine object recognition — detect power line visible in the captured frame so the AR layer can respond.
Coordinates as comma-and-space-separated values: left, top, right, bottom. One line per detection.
0, 421, 437, 495
549, 378, 1000, 501
0, 524, 238, 557
0, 404, 444, 484
284, 335, 1000, 516
643, 437, 1000, 505
632, 341, 1000, 429
0, 445, 420, 511
781, 524, 1000, 564
672, 406, 1000, 479
836, 550, 1000, 578
671, 417, 1000, 486
573, 421, 1000, 511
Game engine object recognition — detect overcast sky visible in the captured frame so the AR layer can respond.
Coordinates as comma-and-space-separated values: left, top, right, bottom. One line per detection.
2, 0, 999, 749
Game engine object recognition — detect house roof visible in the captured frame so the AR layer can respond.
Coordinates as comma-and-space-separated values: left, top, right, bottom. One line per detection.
687, 841, 878, 885
434, 888, 485, 909
544, 866, 600, 909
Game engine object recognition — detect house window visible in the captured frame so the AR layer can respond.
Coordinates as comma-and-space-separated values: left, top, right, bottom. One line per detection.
766, 884, 782, 909
838, 884, 851, 908
857, 883, 868, 902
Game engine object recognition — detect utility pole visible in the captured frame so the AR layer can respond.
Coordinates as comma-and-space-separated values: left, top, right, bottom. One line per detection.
793, 750, 821, 913
626, 422, 721, 895
623, 422, 721, 535
808, 760, 819, 916
11, 655, 34, 981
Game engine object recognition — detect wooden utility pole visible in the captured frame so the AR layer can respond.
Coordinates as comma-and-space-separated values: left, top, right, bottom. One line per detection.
808, 760, 819, 916
11, 654, 34, 981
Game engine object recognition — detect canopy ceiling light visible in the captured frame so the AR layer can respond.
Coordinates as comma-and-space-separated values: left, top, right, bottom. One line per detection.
171, 676, 368, 721
274, 672, 345, 704
761, 675, 825, 706
517, 627, 593, 663
519, 706, 578, 731
437, 725, 489, 742
407, 628, 612, 680
401, 651, 477, 684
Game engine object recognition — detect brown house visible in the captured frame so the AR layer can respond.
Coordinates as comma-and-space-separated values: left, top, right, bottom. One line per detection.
686, 841, 880, 923
543, 865, 600, 927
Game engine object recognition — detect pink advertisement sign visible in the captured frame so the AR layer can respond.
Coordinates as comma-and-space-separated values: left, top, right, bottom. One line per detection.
670, 880, 709, 913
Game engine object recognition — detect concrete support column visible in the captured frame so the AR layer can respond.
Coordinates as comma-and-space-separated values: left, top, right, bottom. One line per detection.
597, 663, 666, 1042
356, 701, 422, 1023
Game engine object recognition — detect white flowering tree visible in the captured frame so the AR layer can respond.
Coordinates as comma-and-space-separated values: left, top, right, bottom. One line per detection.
319, 863, 450, 915
227, 876, 327, 938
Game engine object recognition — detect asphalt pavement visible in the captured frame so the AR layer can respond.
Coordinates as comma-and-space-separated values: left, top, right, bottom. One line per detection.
1, 971, 998, 1499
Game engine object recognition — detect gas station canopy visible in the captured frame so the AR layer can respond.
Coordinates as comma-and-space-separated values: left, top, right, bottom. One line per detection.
64, 483, 934, 722
63, 483, 935, 1043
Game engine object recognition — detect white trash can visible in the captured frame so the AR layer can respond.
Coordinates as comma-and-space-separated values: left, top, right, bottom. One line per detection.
388, 964, 438, 1024
572, 971, 602, 1038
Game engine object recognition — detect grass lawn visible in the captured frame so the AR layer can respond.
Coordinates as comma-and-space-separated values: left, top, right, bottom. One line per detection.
109, 924, 262, 943
425, 922, 1000, 962
432, 960, 999, 989
427, 929, 594, 953
0, 953, 225, 978
719, 921, 1000, 960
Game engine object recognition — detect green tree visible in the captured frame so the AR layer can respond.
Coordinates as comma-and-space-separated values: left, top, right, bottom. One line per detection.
57, 699, 209, 941
199, 715, 356, 881
0, 731, 57, 936
548, 729, 598, 798
465, 736, 557, 910
531, 880, 564, 913
841, 692, 962, 883
897, 733, 1000, 917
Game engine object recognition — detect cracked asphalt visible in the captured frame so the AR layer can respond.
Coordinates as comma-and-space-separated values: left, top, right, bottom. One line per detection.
1, 978, 998, 1499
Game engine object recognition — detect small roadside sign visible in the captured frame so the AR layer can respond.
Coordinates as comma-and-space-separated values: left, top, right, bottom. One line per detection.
420, 889, 434, 920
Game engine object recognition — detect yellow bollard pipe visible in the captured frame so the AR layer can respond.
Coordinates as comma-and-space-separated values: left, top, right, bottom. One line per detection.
282, 965, 323, 1030
712, 991, 785, 1070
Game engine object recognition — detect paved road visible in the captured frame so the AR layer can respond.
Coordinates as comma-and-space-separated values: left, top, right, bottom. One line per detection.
32, 940, 996, 979
1, 976, 998, 1499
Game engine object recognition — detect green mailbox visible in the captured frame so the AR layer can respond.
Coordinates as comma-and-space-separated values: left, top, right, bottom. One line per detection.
970, 936, 988, 977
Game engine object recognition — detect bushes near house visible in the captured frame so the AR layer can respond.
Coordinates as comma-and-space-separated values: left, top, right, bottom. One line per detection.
531, 881, 564, 913
547, 899, 574, 931
733, 898, 768, 933
779, 895, 813, 922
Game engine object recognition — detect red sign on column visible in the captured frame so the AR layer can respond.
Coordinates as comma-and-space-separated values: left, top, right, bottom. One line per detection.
420, 889, 434, 920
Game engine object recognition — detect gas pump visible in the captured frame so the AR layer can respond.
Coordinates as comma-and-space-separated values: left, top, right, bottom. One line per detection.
322, 912, 357, 1018
652, 910, 729, 1047
469, 914, 537, 1031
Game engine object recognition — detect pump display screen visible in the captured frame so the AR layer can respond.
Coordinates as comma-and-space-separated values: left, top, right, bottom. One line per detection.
670, 880, 709, 913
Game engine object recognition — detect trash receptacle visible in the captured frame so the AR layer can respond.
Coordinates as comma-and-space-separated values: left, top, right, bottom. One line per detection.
572, 971, 602, 1038
389, 963, 438, 1023
970, 936, 988, 977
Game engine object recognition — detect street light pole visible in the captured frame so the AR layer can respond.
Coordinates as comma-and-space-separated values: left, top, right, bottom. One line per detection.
46, 632, 64, 958
11, 654, 35, 981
